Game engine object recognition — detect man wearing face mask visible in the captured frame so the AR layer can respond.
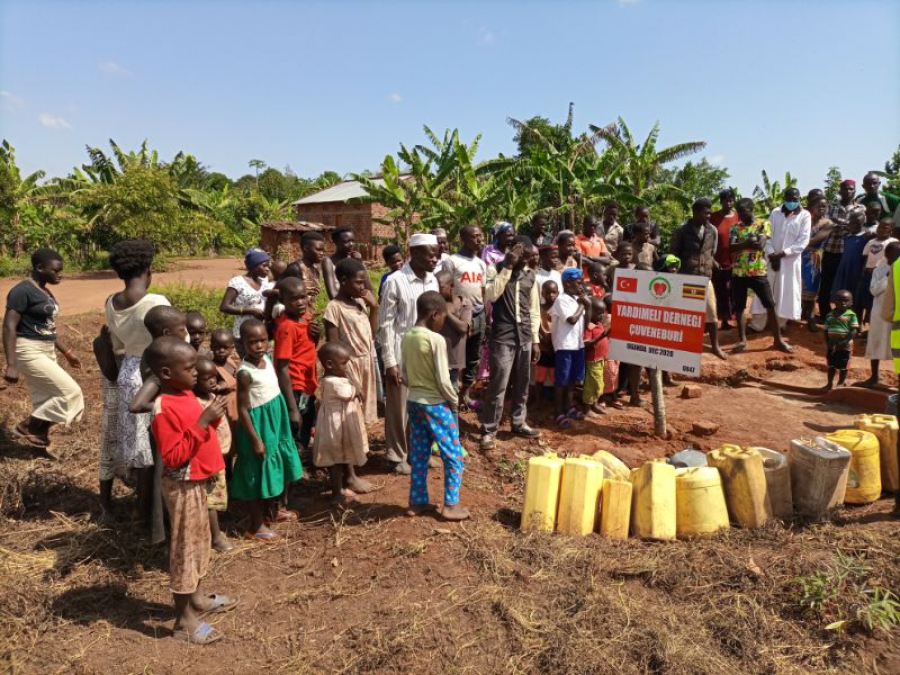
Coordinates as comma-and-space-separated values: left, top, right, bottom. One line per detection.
765, 188, 812, 327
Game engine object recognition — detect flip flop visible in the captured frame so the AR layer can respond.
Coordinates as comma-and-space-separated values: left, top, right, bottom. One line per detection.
174, 622, 224, 645
608, 399, 624, 410
556, 414, 572, 429
244, 529, 279, 543
198, 594, 239, 619
11, 424, 49, 448
567, 407, 586, 420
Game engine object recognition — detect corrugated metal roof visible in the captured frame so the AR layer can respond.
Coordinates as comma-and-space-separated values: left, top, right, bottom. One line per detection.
293, 179, 383, 205
260, 220, 332, 232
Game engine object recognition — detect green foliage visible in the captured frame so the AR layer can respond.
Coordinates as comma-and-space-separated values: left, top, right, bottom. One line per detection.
753, 170, 798, 218
796, 550, 900, 634
353, 107, 708, 247
149, 282, 234, 331
823, 166, 842, 202
877, 144, 900, 193
0, 138, 342, 274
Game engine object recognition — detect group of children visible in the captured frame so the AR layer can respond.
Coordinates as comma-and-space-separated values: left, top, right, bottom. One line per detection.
128, 250, 468, 643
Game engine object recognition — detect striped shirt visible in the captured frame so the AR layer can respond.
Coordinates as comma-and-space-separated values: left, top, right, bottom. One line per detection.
378, 262, 438, 370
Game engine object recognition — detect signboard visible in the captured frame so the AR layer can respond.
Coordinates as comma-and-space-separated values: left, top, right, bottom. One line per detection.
608, 268, 707, 376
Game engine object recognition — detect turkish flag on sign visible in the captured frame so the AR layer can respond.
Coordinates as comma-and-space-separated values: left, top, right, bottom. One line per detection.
616, 276, 638, 293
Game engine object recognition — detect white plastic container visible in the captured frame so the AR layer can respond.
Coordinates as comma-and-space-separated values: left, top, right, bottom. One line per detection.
788, 437, 851, 521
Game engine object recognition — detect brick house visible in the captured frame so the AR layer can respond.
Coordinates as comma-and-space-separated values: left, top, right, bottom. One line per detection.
259, 220, 334, 262
292, 179, 415, 261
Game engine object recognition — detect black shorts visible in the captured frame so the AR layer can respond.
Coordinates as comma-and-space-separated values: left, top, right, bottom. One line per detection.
731, 275, 775, 312
827, 347, 851, 370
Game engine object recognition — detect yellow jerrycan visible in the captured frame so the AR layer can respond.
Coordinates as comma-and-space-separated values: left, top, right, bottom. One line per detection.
599, 479, 632, 540
630, 461, 676, 540
788, 437, 851, 521
675, 467, 730, 538
521, 453, 564, 532
707, 445, 772, 528
557, 456, 605, 536
591, 449, 631, 481
855, 414, 899, 492
750, 447, 793, 522
826, 430, 882, 504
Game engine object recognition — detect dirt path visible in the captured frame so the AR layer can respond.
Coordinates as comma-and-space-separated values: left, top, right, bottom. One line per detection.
0, 258, 244, 317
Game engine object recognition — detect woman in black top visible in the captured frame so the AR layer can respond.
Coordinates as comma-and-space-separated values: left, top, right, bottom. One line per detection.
2, 248, 83, 448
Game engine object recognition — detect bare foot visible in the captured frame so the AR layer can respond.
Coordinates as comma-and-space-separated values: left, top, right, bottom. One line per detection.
332, 492, 357, 509
346, 476, 376, 494
627, 397, 642, 407
857, 377, 879, 389
712, 347, 728, 360
405, 503, 435, 518
440, 504, 471, 521
731, 342, 747, 354
773, 341, 793, 354
212, 536, 234, 553
590, 403, 606, 415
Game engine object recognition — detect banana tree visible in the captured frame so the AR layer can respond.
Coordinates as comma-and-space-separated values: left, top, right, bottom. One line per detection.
508, 103, 611, 230
591, 118, 705, 201
753, 170, 798, 217
0, 140, 46, 257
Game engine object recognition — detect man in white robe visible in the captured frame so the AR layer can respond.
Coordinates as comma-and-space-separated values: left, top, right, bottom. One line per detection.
763, 188, 811, 326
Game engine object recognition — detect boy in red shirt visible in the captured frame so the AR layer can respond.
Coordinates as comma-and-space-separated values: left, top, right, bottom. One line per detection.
273, 277, 320, 454
147, 337, 236, 645
582, 297, 610, 414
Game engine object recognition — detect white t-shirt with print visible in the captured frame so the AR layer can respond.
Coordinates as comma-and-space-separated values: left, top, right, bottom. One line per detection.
863, 237, 899, 270
442, 253, 486, 310
548, 293, 585, 351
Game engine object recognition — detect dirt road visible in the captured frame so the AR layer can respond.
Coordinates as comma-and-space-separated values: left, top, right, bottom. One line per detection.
0, 257, 244, 317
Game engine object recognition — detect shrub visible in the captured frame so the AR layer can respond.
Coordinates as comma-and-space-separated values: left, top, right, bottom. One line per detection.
149, 282, 233, 331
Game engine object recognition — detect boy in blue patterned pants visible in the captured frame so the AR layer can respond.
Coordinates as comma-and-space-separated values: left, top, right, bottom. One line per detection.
401, 291, 470, 521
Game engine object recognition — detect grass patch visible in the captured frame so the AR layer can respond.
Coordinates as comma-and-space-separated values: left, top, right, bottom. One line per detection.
149, 281, 234, 331
796, 549, 900, 633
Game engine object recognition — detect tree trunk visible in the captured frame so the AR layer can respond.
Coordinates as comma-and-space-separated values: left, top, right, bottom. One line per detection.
650, 368, 666, 437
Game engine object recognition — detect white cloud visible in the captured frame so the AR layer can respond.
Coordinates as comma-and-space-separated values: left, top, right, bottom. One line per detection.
478, 27, 495, 46
99, 60, 133, 77
389, 92, 403, 104
0, 90, 25, 111
38, 112, 72, 130
709, 155, 725, 166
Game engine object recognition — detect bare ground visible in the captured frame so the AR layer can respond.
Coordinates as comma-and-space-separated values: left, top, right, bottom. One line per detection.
1, 292, 899, 674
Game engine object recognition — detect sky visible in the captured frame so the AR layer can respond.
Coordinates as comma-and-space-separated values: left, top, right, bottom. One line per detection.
1, 0, 899, 195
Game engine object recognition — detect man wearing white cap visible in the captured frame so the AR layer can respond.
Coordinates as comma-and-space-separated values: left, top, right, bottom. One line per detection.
378, 233, 440, 474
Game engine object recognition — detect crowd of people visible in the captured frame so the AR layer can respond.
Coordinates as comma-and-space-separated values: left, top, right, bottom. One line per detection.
2, 171, 899, 644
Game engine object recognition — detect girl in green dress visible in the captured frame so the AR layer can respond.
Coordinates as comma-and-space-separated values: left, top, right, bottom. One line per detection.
230, 319, 302, 542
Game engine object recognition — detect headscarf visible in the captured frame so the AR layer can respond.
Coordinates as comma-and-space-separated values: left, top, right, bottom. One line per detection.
492, 222, 514, 246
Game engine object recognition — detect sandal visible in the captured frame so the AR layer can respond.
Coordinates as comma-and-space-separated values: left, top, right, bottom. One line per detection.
556, 414, 572, 429
11, 424, 49, 449
174, 621, 224, 645
567, 407, 586, 420
244, 528, 279, 543
198, 594, 239, 619
608, 399, 624, 410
